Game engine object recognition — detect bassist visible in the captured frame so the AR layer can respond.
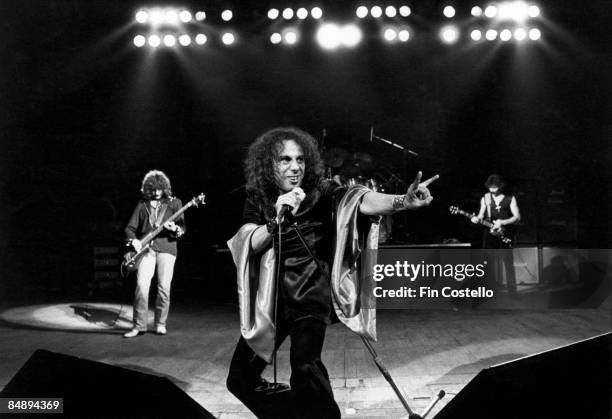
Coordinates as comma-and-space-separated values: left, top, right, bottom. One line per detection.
123, 170, 185, 338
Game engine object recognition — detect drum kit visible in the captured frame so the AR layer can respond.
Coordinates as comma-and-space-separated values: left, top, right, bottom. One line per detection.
322, 128, 417, 243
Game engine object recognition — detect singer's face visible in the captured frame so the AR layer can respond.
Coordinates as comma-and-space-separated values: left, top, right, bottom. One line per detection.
274, 140, 305, 192
489, 186, 499, 195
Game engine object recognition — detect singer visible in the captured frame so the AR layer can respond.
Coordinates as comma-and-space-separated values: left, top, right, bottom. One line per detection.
226, 127, 438, 418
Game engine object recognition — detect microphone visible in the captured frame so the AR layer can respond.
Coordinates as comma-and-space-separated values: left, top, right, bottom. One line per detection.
278, 204, 293, 222
277, 187, 305, 223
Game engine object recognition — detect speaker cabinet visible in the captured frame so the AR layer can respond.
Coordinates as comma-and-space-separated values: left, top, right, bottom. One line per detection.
0, 350, 214, 419
435, 333, 611, 419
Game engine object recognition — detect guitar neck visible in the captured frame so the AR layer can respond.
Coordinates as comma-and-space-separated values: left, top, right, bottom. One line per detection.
454, 208, 494, 228
140, 201, 192, 245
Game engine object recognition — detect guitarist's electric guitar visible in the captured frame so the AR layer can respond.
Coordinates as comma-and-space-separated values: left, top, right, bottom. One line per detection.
449, 206, 513, 246
121, 193, 206, 277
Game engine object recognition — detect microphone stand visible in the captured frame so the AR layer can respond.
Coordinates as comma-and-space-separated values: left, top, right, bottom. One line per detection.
370, 127, 419, 157
286, 220, 443, 418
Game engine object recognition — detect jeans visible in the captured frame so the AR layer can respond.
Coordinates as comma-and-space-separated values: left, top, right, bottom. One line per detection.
132, 249, 176, 331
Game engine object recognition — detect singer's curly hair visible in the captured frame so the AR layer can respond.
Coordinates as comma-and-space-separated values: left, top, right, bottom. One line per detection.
140, 170, 172, 200
245, 127, 325, 219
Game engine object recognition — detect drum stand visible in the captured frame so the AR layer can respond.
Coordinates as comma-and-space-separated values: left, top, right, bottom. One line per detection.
288, 221, 445, 418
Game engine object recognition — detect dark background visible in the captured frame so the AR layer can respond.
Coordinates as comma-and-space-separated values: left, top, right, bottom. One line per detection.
1, 0, 610, 303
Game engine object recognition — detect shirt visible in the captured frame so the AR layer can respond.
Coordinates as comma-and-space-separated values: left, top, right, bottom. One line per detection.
242, 180, 347, 323
124, 197, 186, 256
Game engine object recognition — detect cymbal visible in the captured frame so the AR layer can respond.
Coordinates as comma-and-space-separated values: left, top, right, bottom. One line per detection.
323, 147, 348, 168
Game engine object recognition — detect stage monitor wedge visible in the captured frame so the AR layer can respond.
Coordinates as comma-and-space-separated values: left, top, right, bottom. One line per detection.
0, 349, 215, 419
435, 332, 611, 419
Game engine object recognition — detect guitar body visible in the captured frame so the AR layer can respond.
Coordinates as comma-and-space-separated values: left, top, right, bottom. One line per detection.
120, 193, 206, 278
120, 247, 149, 277
122, 250, 137, 269
488, 226, 507, 237
449, 206, 513, 246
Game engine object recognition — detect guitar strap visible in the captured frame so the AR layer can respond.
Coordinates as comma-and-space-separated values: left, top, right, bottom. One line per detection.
484, 193, 492, 221
156, 202, 169, 227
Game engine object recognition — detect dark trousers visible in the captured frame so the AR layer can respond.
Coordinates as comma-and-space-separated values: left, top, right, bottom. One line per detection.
483, 232, 517, 295
226, 317, 341, 419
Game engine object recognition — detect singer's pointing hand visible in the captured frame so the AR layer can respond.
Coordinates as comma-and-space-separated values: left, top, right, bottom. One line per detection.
402, 171, 439, 209
275, 187, 306, 219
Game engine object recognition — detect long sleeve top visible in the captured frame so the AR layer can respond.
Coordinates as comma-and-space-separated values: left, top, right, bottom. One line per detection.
124, 197, 186, 256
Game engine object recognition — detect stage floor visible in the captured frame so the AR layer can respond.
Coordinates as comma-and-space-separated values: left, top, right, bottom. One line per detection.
0, 300, 609, 418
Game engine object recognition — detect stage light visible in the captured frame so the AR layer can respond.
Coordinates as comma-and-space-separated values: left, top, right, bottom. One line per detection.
440, 25, 459, 44
135, 10, 148, 24
399, 5, 411, 17
282, 8, 294, 20
471, 6, 483, 16
311, 7, 323, 19
371, 6, 383, 18
297, 8, 308, 19
163, 34, 176, 47
270, 32, 282, 44
222, 10, 233, 22
341, 24, 362, 47
528, 28, 541, 40
164, 9, 179, 24
528, 5, 540, 18
284, 30, 298, 45
316, 23, 341, 50
133, 35, 146, 47
500, 29, 512, 41
470, 29, 482, 41
356, 6, 368, 18
268, 8, 279, 20
485, 29, 498, 40
385, 6, 397, 18
179, 34, 191, 46
148, 34, 161, 47
179, 10, 192, 23
195, 33, 207, 45
195, 11, 206, 21
443, 6, 456, 18
398, 30, 410, 42
222, 32, 235, 45
498, 1, 529, 22
384, 28, 397, 42
514, 27, 527, 41
484, 5, 497, 18
150, 9, 164, 25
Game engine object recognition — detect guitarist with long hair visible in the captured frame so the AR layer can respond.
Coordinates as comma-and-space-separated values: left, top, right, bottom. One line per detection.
471, 174, 520, 295
123, 170, 185, 338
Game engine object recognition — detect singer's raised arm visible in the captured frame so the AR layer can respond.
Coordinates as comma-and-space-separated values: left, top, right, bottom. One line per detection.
359, 171, 439, 215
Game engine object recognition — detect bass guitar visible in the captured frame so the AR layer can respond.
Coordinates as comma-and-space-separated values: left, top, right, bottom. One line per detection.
121, 193, 206, 277
449, 206, 513, 246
